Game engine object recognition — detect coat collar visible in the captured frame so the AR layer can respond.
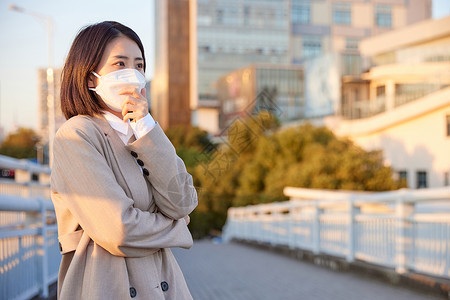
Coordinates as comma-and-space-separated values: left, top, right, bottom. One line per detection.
91, 115, 150, 210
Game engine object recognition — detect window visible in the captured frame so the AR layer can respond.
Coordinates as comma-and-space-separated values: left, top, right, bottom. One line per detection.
346, 38, 360, 51
342, 54, 362, 75
376, 5, 391, 28
303, 36, 322, 58
398, 170, 408, 187
333, 3, 351, 25
244, 5, 250, 25
216, 9, 224, 24
446, 115, 450, 136
376, 85, 385, 97
292, 1, 310, 24
416, 171, 427, 189
445, 172, 449, 186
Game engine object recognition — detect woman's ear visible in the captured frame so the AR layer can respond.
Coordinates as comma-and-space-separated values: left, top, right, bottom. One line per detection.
87, 73, 96, 89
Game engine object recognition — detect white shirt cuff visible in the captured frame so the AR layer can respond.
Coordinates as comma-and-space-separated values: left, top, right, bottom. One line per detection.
129, 113, 156, 140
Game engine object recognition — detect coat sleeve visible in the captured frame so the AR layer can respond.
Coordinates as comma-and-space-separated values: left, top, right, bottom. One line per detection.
51, 121, 193, 258
126, 124, 198, 220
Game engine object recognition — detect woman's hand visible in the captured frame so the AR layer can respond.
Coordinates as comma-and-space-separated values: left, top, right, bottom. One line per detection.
119, 87, 148, 123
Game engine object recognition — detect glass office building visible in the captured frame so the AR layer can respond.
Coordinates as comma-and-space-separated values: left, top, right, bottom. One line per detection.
216, 65, 303, 129
197, 0, 290, 100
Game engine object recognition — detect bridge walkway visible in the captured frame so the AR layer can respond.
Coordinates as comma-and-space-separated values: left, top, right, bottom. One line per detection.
172, 240, 444, 300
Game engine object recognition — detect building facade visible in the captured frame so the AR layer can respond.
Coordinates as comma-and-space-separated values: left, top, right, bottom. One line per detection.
197, 0, 431, 100
195, 0, 431, 133
328, 16, 450, 188
197, 0, 290, 101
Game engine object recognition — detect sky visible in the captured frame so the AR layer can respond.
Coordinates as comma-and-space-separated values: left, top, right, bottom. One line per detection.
0, 0, 450, 135
0, 0, 155, 134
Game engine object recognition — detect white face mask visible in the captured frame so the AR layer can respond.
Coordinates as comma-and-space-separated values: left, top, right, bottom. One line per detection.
89, 69, 146, 112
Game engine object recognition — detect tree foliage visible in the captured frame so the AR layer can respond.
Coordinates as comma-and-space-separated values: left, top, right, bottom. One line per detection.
165, 125, 213, 171
0, 127, 39, 159
169, 113, 404, 238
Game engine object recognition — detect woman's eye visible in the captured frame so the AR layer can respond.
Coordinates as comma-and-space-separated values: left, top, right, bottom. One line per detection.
137, 63, 144, 69
115, 61, 125, 67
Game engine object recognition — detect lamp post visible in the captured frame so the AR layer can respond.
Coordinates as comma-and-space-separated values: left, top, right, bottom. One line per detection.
8, 4, 55, 167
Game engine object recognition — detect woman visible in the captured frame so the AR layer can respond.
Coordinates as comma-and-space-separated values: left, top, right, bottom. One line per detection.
51, 21, 197, 299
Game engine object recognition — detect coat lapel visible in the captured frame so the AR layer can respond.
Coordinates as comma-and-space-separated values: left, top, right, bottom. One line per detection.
92, 115, 150, 210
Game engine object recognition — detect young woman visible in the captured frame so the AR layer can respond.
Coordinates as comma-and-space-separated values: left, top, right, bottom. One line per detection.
51, 21, 197, 299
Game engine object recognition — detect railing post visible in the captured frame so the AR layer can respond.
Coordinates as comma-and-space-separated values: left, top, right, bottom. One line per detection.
288, 202, 295, 249
395, 193, 414, 274
313, 201, 322, 254
347, 196, 360, 262
38, 198, 49, 298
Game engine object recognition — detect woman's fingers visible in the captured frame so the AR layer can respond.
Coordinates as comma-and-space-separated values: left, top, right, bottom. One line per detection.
119, 87, 148, 122
122, 102, 147, 123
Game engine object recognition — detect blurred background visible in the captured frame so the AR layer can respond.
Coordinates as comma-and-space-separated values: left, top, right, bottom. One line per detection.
1, 1, 450, 299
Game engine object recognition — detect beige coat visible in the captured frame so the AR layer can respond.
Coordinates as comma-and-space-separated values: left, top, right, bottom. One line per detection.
51, 115, 198, 299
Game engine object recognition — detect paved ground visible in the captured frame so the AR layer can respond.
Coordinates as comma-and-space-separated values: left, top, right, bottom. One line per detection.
172, 240, 444, 300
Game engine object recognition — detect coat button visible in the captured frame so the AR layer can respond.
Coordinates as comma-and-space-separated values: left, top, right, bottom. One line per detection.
137, 159, 144, 166
130, 151, 138, 158
130, 287, 137, 298
161, 281, 169, 292
143, 168, 150, 176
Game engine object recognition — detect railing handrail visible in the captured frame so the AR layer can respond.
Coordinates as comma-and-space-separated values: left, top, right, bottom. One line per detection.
284, 186, 450, 203
0, 194, 54, 212
0, 154, 50, 174
0, 178, 50, 187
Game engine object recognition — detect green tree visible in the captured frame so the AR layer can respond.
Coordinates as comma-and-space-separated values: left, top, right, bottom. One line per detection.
0, 127, 39, 159
191, 112, 279, 237
165, 125, 213, 171
191, 117, 403, 238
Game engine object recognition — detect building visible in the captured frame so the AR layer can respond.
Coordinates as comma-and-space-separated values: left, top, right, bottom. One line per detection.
37, 68, 65, 164
195, 0, 431, 133
152, 0, 197, 130
197, 0, 289, 101
327, 16, 450, 189
197, 0, 431, 98
217, 64, 303, 130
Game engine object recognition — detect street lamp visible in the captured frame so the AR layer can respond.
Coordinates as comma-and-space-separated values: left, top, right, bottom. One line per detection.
8, 4, 55, 167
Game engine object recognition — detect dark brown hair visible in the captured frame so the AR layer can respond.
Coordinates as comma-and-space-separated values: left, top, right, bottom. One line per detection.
60, 21, 146, 119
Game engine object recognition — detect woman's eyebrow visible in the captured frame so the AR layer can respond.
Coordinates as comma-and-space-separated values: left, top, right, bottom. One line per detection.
112, 55, 129, 60
111, 55, 143, 61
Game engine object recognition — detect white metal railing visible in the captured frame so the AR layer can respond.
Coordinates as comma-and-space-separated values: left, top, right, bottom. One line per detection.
0, 194, 60, 300
0, 179, 50, 200
222, 187, 450, 279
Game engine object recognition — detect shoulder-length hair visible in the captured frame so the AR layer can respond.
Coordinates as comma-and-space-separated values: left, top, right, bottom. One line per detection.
60, 21, 146, 120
